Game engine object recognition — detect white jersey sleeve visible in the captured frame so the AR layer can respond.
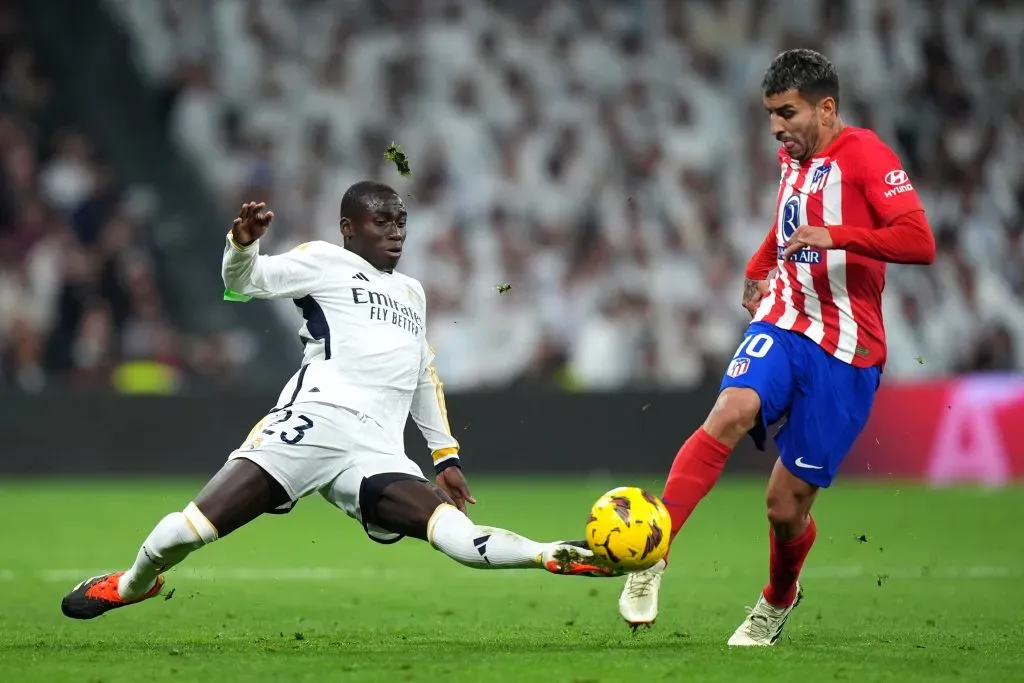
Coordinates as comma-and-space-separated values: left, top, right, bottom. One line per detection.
411, 340, 461, 473
403, 279, 460, 473
222, 233, 326, 299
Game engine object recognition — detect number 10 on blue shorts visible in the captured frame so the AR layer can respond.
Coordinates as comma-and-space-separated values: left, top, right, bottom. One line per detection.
719, 322, 881, 488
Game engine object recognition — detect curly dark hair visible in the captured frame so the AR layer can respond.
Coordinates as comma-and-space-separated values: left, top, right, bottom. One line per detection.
762, 49, 840, 108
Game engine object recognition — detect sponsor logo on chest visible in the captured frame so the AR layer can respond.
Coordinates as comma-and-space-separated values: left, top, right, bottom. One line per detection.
351, 285, 423, 337
776, 160, 835, 263
778, 194, 823, 264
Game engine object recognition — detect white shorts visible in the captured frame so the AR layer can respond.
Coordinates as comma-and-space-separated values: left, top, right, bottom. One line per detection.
228, 401, 427, 542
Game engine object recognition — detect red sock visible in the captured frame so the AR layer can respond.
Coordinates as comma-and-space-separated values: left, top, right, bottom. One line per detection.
661, 428, 733, 546
763, 516, 817, 607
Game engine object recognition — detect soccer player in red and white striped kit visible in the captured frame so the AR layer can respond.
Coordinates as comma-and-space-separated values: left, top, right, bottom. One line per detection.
618, 49, 936, 645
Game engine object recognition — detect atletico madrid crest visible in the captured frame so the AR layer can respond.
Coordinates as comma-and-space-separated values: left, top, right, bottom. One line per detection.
727, 357, 750, 378
809, 164, 832, 193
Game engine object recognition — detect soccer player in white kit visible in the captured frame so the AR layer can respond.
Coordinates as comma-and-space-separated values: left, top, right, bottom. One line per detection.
61, 181, 614, 620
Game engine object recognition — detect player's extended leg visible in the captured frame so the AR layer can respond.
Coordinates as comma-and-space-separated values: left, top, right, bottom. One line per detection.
726, 459, 817, 646
728, 338, 879, 646
366, 477, 617, 576
764, 458, 817, 603
620, 324, 796, 628
61, 459, 290, 619
618, 387, 760, 626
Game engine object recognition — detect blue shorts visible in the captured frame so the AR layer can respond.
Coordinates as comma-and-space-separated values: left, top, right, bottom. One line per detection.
719, 322, 881, 488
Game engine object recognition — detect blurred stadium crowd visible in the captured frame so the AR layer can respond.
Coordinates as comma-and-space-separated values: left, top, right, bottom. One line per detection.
0, 1, 239, 393
2, 0, 1022, 392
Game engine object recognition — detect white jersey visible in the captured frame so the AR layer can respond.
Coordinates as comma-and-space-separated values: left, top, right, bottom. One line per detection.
221, 233, 459, 470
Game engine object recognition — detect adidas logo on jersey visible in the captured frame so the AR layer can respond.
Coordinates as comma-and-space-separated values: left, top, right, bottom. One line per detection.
352, 273, 370, 281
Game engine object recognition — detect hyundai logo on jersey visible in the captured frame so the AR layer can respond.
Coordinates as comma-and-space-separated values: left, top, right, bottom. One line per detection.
884, 169, 908, 186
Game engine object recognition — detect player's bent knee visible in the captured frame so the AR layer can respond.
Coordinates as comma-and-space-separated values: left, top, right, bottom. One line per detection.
363, 475, 442, 542
182, 502, 219, 546
765, 489, 811, 531
704, 388, 761, 444
193, 458, 290, 537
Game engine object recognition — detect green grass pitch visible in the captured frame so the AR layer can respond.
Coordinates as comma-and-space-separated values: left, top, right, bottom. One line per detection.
1, 478, 1022, 683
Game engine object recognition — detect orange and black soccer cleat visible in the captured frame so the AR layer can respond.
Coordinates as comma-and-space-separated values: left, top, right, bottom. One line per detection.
61, 572, 165, 620
541, 541, 621, 578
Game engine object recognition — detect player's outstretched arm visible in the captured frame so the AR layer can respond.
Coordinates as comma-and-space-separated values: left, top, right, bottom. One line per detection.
222, 202, 324, 299
410, 342, 475, 511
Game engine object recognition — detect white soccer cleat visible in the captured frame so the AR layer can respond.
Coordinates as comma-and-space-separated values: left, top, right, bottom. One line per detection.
618, 559, 666, 630
727, 583, 803, 646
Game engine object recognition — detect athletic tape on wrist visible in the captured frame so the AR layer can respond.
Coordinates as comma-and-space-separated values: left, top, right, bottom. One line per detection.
434, 457, 461, 475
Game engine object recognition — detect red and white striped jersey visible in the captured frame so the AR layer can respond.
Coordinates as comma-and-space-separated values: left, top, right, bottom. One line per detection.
752, 127, 924, 369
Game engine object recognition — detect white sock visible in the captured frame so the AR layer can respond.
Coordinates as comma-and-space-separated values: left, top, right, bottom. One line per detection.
117, 502, 218, 600
426, 504, 548, 569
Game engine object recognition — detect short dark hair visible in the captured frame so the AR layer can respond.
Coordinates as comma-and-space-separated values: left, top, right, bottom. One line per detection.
762, 49, 840, 108
339, 180, 398, 220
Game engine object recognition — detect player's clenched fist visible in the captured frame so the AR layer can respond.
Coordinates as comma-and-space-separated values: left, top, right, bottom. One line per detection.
231, 201, 275, 247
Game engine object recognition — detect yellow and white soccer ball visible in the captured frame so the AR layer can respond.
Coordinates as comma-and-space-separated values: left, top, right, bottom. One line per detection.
586, 486, 671, 572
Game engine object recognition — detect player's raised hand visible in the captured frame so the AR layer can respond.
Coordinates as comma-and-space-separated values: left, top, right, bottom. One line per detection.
231, 201, 275, 247
782, 225, 834, 261
742, 278, 770, 317
436, 467, 477, 514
